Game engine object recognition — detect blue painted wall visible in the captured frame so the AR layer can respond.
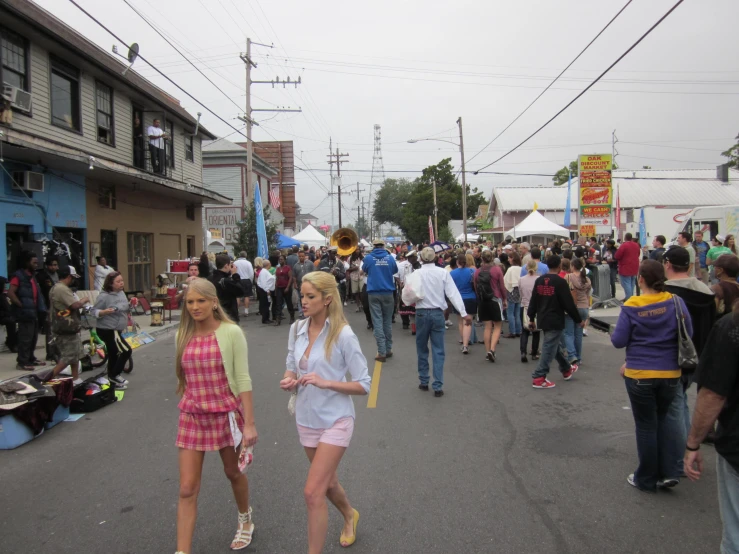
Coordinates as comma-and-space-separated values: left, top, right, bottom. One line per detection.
0, 159, 87, 276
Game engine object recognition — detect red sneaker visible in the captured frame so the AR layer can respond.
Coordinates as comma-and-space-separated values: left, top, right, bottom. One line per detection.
563, 364, 579, 380
532, 377, 556, 389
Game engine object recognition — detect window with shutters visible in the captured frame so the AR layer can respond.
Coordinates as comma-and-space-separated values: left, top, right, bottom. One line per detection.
96, 81, 114, 145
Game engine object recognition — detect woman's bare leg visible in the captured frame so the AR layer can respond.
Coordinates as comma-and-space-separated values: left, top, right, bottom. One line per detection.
176, 449, 205, 553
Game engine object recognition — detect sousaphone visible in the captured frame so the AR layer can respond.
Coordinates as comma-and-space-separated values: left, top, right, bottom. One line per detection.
330, 227, 358, 256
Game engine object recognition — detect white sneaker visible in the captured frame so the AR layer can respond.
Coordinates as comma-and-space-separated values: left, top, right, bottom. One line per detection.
72, 378, 84, 386
112, 376, 129, 386
583, 329, 589, 336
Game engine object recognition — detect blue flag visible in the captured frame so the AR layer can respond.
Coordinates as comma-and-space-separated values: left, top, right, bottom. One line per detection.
254, 184, 268, 258
563, 170, 572, 228
639, 208, 647, 247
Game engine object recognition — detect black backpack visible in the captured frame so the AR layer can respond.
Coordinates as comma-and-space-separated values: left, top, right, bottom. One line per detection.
477, 266, 495, 301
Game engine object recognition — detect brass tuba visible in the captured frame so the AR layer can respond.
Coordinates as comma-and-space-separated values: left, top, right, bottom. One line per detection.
330, 227, 358, 256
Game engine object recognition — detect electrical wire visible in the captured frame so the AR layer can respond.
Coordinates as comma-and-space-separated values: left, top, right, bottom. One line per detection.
465, 0, 633, 166
473, 0, 687, 174
121, 0, 242, 112
67, 0, 253, 143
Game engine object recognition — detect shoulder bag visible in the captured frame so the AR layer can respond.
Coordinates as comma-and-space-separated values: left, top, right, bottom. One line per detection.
401, 270, 425, 306
288, 319, 308, 416
673, 296, 698, 371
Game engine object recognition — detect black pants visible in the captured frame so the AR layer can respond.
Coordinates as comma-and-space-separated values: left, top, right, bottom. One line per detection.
42, 318, 58, 360
361, 284, 372, 327
520, 328, 541, 355
4, 321, 17, 351
17, 319, 39, 366
609, 265, 618, 298
275, 286, 294, 320
149, 144, 164, 173
258, 287, 271, 323
97, 328, 133, 381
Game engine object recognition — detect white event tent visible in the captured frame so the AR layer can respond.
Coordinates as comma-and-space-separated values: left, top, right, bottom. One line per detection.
504, 210, 570, 239
292, 224, 328, 248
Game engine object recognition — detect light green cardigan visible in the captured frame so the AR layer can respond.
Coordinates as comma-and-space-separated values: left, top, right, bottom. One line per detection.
178, 322, 252, 397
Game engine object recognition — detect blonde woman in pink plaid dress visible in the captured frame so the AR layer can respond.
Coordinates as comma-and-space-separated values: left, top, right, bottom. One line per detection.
174, 279, 257, 554
280, 271, 371, 553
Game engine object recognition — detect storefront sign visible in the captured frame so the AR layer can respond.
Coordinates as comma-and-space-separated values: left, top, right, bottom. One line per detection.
205, 207, 241, 243
578, 154, 612, 234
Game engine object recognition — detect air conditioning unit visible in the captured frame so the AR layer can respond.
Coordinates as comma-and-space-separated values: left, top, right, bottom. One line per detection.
2, 85, 32, 112
12, 171, 44, 192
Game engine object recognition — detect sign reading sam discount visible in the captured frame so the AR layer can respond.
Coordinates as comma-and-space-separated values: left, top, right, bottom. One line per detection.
578, 154, 612, 234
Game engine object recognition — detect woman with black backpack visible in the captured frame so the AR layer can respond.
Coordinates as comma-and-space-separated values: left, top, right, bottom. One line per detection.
474, 250, 506, 362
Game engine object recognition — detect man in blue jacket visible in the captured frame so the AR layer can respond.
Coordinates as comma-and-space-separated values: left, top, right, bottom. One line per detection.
363, 239, 398, 362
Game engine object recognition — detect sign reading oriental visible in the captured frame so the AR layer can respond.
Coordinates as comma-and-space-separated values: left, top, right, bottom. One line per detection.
578, 154, 612, 235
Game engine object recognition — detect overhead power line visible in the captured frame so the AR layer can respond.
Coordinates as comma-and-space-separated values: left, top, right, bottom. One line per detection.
466, 0, 633, 166
121, 0, 242, 112
473, 0, 687, 174
67, 0, 251, 142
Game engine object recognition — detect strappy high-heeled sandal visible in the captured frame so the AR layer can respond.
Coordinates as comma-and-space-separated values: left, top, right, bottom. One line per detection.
230, 506, 254, 550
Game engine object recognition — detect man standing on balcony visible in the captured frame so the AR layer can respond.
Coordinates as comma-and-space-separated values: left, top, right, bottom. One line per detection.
147, 118, 168, 174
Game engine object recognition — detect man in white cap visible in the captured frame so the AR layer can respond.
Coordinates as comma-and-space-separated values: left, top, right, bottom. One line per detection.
49, 266, 89, 384
363, 238, 398, 361
520, 242, 531, 266
414, 247, 471, 397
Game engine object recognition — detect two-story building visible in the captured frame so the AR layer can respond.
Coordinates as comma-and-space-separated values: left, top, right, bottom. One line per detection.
202, 137, 281, 255
0, 0, 231, 291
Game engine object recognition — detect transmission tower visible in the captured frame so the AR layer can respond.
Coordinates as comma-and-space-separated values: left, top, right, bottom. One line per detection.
369, 124, 386, 239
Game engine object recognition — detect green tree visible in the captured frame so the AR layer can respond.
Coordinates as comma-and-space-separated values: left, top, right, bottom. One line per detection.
395, 158, 487, 244
722, 133, 739, 168
229, 203, 279, 259
553, 160, 578, 186
372, 178, 414, 228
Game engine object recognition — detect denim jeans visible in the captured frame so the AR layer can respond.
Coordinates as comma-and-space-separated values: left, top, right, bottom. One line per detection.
621, 275, 636, 302
368, 293, 394, 355
471, 321, 478, 344
507, 302, 522, 335
667, 375, 693, 474
415, 308, 446, 391
717, 454, 739, 554
532, 329, 570, 378
564, 308, 589, 363
625, 376, 682, 491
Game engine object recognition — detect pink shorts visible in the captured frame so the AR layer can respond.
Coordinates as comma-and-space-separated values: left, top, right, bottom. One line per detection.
297, 416, 354, 448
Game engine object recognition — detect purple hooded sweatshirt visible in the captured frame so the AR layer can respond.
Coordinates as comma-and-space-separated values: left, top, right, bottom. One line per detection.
610, 291, 693, 376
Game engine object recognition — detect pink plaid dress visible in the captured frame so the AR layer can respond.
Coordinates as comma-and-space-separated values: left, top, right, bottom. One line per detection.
175, 333, 244, 451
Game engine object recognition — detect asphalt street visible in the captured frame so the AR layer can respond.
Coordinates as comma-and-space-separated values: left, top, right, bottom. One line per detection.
0, 306, 724, 554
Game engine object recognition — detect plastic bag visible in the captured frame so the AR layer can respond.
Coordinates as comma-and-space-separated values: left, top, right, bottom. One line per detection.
401, 271, 425, 306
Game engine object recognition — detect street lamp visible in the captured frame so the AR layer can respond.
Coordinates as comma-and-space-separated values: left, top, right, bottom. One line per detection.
407, 117, 468, 242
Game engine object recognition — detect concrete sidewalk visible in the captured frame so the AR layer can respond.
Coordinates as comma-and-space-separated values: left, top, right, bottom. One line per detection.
0, 310, 181, 383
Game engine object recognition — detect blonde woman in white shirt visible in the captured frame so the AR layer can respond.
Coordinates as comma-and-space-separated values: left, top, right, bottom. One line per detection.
280, 271, 371, 553
503, 252, 523, 338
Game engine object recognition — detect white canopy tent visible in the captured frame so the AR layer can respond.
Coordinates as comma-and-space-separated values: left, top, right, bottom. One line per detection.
504, 210, 570, 239
359, 238, 371, 248
455, 233, 480, 242
292, 224, 328, 248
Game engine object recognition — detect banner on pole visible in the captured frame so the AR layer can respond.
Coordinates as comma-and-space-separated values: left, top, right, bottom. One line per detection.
428, 215, 435, 243
578, 154, 612, 234
254, 184, 269, 259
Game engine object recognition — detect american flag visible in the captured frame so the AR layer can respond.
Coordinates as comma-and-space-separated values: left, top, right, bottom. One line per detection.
269, 184, 281, 209
428, 215, 434, 242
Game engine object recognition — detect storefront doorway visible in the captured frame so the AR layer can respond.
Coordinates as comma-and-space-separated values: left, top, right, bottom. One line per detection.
5, 224, 31, 276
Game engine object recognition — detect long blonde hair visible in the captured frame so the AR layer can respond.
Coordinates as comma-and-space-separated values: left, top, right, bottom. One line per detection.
254, 257, 263, 269
301, 271, 347, 360
176, 278, 234, 395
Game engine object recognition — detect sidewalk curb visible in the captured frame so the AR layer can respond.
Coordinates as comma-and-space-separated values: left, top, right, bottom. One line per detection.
590, 316, 616, 334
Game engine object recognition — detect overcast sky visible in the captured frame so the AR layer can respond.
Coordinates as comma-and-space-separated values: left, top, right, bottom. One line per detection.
36, 0, 739, 227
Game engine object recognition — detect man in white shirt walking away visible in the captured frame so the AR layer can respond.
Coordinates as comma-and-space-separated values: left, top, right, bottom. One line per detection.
233, 251, 254, 317
414, 247, 471, 397
146, 118, 168, 173
256, 260, 275, 325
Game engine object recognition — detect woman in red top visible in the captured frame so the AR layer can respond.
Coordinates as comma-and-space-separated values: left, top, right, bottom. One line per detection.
274, 255, 296, 325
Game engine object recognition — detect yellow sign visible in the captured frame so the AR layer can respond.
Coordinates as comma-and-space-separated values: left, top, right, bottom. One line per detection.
579, 225, 596, 236
579, 154, 612, 173
209, 228, 222, 239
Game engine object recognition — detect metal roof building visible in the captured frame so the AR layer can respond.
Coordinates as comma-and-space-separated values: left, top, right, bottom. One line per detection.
488, 168, 739, 232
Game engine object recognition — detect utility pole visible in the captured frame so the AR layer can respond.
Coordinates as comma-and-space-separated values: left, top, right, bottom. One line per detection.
457, 116, 467, 243
239, 38, 301, 220
354, 181, 365, 236
432, 179, 438, 241
327, 146, 349, 228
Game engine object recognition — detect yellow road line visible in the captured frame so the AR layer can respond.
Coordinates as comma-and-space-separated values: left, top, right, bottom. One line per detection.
367, 360, 382, 408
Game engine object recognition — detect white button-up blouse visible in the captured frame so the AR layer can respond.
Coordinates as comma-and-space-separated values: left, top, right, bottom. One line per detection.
286, 318, 372, 429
